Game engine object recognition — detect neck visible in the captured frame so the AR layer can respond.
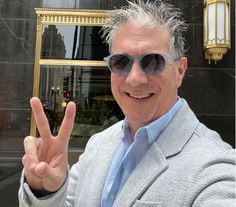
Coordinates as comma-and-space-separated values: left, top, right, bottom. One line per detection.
128, 97, 179, 139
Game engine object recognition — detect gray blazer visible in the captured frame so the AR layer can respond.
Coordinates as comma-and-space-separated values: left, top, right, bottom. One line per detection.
19, 100, 235, 207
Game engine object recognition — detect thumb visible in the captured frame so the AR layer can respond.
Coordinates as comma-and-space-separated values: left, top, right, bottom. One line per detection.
35, 162, 52, 178
34, 162, 66, 192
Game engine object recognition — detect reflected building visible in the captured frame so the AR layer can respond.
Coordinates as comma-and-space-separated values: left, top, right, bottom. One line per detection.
41, 25, 66, 59
39, 23, 115, 138
40, 25, 67, 133
40, 24, 66, 104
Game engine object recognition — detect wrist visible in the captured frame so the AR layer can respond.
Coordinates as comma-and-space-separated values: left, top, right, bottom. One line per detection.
31, 188, 54, 198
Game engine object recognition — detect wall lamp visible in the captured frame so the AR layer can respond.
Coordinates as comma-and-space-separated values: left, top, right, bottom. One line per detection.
204, 0, 231, 64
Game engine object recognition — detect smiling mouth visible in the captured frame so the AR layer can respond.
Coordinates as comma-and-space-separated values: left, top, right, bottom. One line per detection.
127, 93, 153, 99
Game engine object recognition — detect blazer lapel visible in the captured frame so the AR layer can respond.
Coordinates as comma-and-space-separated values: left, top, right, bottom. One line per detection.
156, 99, 200, 158
76, 122, 124, 207
113, 142, 168, 207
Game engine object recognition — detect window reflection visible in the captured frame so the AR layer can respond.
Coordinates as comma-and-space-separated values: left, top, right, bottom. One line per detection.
39, 65, 124, 149
41, 25, 109, 60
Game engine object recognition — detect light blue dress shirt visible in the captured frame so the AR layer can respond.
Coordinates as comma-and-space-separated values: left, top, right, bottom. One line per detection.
101, 98, 183, 207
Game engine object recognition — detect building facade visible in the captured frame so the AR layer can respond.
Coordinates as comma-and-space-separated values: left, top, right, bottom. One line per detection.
0, 0, 235, 206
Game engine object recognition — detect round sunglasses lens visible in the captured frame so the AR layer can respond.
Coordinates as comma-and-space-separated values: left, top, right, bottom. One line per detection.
142, 54, 165, 75
109, 54, 130, 75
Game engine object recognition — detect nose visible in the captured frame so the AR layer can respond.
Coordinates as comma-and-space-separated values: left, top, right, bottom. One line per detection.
125, 61, 149, 87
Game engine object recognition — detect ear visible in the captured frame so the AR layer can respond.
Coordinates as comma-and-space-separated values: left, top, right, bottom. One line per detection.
176, 57, 187, 88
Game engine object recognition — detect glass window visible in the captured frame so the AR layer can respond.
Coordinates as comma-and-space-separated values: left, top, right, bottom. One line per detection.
31, 8, 121, 163
39, 65, 124, 149
41, 25, 108, 60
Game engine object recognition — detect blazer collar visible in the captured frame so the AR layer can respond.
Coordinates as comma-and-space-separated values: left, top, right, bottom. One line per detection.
156, 99, 199, 158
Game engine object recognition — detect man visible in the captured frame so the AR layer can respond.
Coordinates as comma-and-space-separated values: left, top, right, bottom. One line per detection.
19, 0, 235, 206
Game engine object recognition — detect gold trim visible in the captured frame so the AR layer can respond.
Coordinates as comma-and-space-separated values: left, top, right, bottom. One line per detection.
205, 43, 231, 49
30, 14, 43, 136
228, 3, 231, 46
35, 8, 109, 15
39, 59, 107, 67
215, 2, 218, 45
35, 8, 109, 25
204, 0, 230, 6
224, 3, 226, 44
205, 47, 228, 64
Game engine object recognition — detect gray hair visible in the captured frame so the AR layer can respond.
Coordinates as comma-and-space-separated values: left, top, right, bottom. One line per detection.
101, 0, 188, 58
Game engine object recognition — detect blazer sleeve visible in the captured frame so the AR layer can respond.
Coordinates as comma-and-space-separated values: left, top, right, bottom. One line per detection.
18, 167, 70, 207
185, 149, 236, 207
18, 133, 99, 207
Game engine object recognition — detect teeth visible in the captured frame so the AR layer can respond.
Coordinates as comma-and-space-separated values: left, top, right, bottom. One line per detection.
129, 93, 151, 99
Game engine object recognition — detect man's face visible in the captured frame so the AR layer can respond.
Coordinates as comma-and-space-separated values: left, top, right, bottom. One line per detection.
110, 22, 187, 135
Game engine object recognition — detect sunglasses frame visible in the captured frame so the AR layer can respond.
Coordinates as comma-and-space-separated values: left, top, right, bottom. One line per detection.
104, 52, 179, 76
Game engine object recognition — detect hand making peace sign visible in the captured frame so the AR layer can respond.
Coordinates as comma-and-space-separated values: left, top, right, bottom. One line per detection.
22, 97, 76, 192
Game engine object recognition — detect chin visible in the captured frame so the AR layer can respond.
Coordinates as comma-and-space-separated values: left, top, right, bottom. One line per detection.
126, 113, 154, 125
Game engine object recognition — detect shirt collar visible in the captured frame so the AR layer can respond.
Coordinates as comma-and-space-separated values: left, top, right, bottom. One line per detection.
122, 98, 183, 145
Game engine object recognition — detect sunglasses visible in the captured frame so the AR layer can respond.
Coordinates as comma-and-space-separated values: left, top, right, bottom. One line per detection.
104, 52, 179, 76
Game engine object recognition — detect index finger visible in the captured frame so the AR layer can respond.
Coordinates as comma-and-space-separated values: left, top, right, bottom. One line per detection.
58, 101, 76, 143
30, 97, 52, 139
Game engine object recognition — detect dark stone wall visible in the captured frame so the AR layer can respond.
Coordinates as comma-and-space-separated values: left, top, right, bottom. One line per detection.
174, 0, 235, 148
0, 1, 42, 206
0, 0, 234, 206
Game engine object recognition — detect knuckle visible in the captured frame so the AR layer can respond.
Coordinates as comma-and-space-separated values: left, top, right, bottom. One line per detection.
26, 174, 41, 184
22, 154, 27, 165
22, 154, 31, 167
22, 155, 32, 171
23, 136, 34, 146
23, 136, 38, 155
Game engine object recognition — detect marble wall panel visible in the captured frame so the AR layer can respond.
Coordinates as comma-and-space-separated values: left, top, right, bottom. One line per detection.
0, 1, 39, 205
0, 109, 31, 139
179, 67, 235, 147
0, 19, 36, 63
0, 170, 22, 207
198, 114, 235, 147
0, 0, 41, 19
167, 0, 203, 24
76, 0, 101, 9
180, 68, 235, 115
0, 64, 33, 108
